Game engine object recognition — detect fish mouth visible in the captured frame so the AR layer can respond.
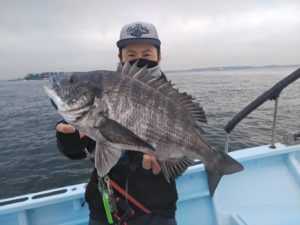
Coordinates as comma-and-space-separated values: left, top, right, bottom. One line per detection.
50, 98, 58, 110
44, 85, 64, 111
44, 85, 94, 123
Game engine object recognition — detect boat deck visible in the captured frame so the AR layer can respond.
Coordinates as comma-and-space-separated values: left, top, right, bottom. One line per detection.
1, 143, 300, 225
177, 143, 300, 225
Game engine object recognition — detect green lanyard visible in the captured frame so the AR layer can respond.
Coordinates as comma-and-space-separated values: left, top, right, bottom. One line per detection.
98, 176, 117, 224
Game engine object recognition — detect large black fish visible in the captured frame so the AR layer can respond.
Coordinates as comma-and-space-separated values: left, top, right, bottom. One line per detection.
44, 62, 243, 196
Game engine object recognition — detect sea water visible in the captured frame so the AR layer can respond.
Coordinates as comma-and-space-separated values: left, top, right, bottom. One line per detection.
0, 66, 299, 199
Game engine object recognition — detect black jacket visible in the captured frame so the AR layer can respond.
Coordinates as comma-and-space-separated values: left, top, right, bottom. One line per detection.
56, 121, 178, 221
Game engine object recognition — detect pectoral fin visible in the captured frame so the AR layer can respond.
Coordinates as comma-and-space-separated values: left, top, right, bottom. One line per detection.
95, 115, 155, 153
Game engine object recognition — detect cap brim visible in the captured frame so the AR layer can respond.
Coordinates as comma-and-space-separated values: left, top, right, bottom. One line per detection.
117, 38, 161, 49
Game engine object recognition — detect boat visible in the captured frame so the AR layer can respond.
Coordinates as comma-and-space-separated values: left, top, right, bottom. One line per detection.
1, 68, 299, 225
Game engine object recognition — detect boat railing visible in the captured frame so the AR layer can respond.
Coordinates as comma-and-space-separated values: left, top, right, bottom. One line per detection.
0, 183, 86, 209
224, 68, 300, 152
282, 131, 300, 146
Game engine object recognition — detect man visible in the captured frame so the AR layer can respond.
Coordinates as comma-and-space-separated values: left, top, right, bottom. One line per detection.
56, 22, 177, 225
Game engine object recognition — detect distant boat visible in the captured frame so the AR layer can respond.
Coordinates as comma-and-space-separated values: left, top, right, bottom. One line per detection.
24, 72, 63, 80
1, 68, 300, 225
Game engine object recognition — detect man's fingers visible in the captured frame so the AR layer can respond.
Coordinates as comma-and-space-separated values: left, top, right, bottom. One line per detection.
56, 123, 76, 133
79, 132, 85, 138
142, 154, 152, 170
151, 156, 161, 175
142, 154, 161, 175
56, 123, 86, 138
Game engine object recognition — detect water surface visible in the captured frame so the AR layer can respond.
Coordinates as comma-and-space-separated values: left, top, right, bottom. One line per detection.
0, 66, 299, 199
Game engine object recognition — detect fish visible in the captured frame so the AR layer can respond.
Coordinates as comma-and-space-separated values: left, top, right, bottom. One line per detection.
44, 62, 244, 196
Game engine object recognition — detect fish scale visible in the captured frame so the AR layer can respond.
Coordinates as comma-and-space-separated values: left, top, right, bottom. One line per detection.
103, 75, 210, 160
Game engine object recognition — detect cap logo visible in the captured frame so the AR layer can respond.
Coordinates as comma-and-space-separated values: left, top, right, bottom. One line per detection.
127, 24, 149, 38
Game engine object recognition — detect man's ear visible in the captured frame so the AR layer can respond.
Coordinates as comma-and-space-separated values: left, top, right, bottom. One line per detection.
118, 53, 122, 62
158, 53, 161, 62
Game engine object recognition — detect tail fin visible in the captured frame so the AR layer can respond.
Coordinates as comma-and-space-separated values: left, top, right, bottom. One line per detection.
205, 150, 243, 197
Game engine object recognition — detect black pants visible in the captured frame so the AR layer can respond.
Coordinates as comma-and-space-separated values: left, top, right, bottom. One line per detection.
88, 214, 177, 225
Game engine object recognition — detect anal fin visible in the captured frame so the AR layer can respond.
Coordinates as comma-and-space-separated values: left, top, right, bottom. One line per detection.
159, 157, 194, 182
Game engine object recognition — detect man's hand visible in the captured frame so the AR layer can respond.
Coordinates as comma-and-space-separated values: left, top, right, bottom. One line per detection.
142, 154, 161, 175
56, 123, 85, 138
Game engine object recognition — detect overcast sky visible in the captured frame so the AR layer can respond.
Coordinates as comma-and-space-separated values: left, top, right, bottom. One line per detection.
1, 0, 300, 79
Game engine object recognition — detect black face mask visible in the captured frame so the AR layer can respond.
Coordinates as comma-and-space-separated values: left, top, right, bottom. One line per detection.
123, 58, 159, 69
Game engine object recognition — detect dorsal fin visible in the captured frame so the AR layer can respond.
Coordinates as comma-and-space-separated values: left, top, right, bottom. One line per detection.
120, 61, 207, 123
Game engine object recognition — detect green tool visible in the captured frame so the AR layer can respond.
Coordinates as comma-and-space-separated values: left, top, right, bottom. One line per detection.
98, 176, 117, 224
102, 193, 114, 224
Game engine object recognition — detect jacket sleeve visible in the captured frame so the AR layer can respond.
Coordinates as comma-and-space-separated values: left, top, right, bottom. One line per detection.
56, 120, 96, 160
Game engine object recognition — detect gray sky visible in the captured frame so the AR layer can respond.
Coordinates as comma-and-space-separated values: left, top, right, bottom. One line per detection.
1, 0, 300, 80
